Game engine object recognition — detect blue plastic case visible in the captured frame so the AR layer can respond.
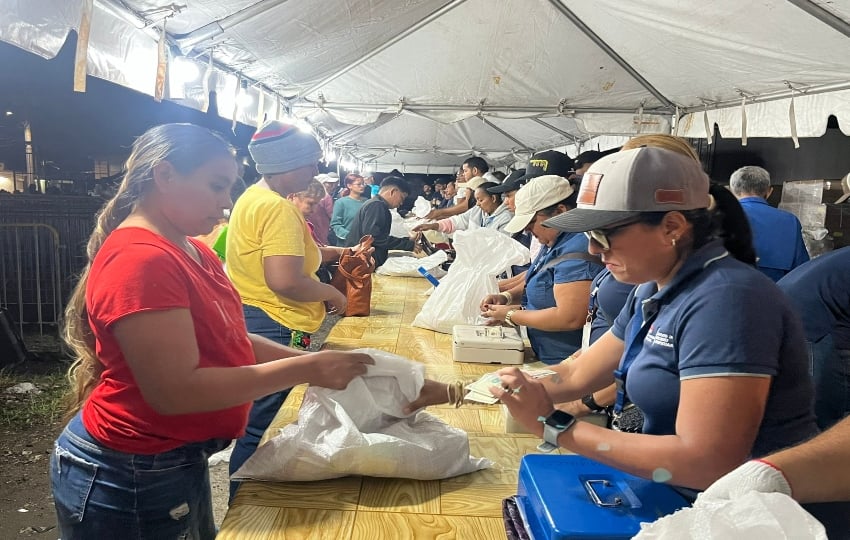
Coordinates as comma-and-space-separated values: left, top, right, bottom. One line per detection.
516, 454, 690, 540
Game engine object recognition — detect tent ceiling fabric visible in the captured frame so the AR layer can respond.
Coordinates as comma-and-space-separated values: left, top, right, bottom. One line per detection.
2, 0, 850, 172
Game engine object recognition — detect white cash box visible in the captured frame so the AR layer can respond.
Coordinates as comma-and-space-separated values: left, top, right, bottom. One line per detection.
452, 325, 524, 365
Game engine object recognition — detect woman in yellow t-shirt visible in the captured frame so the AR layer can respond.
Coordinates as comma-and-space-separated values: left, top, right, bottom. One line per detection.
225, 120, 349, 498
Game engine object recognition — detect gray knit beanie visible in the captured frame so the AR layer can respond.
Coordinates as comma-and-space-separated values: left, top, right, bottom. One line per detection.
248, 120, 323, 175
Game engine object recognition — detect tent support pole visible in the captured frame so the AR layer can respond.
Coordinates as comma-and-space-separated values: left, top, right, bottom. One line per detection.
296, 0, 470, 98
786, 0, 850, 38
173, 0, 294, 52
547, 0, 675, 109
532, 118, 582, 146
293, 101, 672, 115
685, 80, 850, 113
329, 114, 396, 145
479, 117, 534, 152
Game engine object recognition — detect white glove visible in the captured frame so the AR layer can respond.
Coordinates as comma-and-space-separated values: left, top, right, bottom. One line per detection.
700, 460, 792, 502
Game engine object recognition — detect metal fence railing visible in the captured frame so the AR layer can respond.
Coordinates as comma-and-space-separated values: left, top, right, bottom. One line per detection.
0, 224, 63, 337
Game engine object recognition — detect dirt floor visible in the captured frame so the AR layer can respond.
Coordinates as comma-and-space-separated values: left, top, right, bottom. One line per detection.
0, 418, 233, 539
0, 422, 59, 538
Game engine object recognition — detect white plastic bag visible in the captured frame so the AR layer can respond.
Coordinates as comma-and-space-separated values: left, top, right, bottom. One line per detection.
232, 349, 492, 482
634, 491, 827, 539
411, 196, 432, 218
412, 229, 530, 334
377, 250, 448, 278
389, 209, 412, 239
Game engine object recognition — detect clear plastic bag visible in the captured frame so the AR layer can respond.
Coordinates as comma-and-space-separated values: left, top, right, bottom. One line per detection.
412, 229, 530, 333
232, 349, 492, 482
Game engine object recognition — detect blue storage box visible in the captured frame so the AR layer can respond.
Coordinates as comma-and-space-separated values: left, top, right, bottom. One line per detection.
516, 454, 690, 540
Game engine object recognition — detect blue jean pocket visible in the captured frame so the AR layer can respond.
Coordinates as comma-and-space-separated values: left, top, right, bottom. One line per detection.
51, 444, 98, 524
134, 460, 208, 533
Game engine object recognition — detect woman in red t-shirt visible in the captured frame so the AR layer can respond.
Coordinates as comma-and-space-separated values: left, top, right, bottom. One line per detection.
50, 124, 373, 540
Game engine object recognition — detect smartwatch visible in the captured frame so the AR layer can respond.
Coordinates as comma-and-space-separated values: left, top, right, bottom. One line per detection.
581, 393, 606, 413
537, 410, 577, 453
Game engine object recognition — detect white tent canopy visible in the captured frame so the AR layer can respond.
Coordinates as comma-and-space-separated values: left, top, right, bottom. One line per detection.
3, 0, 850, 172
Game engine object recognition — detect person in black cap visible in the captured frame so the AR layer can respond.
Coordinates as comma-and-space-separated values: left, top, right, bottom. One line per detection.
571, 150, 604, 182
489, 150, 574, 208
488, 149, 574, 290
344, 176, 416, 268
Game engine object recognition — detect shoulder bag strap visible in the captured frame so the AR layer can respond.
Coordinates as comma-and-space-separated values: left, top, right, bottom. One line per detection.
537, 251, 602, 275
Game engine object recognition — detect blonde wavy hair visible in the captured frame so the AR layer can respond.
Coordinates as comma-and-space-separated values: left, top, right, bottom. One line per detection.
63, 124, 233, 419
621, 133, 700, 163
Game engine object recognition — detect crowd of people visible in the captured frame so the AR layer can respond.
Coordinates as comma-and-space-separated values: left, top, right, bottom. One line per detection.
49, 119, 850, 539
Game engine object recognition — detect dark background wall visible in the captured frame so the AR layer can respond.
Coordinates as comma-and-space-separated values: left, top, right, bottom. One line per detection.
701, 117, 850, 185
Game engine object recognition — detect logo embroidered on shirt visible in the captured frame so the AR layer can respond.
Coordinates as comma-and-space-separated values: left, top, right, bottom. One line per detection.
645, 327, 675, 348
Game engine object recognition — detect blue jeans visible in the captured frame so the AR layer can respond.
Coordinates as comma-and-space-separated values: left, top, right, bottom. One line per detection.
229, 305, 305, 499
807, 334, 850, 430
50, 413, 228, 540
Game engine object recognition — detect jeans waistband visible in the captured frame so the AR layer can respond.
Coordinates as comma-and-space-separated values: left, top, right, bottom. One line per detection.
61, 413, 230, 465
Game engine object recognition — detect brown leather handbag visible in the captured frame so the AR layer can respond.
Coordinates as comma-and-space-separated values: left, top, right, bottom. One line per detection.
331, 235, 375, 316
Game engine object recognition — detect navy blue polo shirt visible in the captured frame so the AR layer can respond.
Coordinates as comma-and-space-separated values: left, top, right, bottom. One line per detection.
778, 247, 850, 349
523, 232, 603, 364
588, 268, 635, 344
611, 240, 817, 457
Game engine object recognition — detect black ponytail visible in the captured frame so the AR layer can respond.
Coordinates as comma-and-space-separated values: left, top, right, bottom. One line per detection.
685, 183, 756, 265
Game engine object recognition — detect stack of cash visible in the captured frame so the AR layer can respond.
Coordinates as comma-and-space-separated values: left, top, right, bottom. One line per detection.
464, 369, 556, 404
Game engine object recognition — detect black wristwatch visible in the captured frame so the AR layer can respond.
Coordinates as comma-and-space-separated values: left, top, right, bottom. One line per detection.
581, 393, 606, 413
537, 410, 577, 453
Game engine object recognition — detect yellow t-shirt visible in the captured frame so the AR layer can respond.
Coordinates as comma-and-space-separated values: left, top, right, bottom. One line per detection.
226, 185, 325, 333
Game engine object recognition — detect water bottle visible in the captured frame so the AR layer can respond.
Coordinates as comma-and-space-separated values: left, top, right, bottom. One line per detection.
417, 266, 440, 287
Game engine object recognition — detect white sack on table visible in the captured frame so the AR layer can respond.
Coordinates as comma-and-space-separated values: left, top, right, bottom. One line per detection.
412, 228, 530, 334
232, 349, 492, 482
377, 250, 448, 278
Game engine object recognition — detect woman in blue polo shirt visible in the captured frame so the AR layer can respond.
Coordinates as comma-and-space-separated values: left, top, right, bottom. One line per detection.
479, 175, 603, 364
495, 147, 818, 490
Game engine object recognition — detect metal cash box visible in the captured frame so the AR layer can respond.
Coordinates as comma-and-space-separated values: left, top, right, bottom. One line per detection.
452, 325, 524, 365
515, 454, 690, 539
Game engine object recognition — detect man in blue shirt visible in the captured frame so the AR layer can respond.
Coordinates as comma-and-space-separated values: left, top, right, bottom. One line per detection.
730, 166, 809, 281
778, 247, 850, 430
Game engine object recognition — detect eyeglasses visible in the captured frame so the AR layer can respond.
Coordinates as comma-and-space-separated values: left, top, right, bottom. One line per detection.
584, 219, 642, 251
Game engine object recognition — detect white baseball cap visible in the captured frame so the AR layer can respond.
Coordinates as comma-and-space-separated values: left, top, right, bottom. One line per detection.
503, 175, 575, 234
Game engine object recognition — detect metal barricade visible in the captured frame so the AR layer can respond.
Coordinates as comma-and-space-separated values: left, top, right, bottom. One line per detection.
0, 224, 63, 337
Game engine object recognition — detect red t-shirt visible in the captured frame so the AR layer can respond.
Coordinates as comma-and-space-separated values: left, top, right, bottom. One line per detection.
81, 227, 254, 454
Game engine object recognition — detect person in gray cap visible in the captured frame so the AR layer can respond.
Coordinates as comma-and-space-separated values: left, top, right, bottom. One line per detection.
226, 120, 369, 496
492, 147, 819, 505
